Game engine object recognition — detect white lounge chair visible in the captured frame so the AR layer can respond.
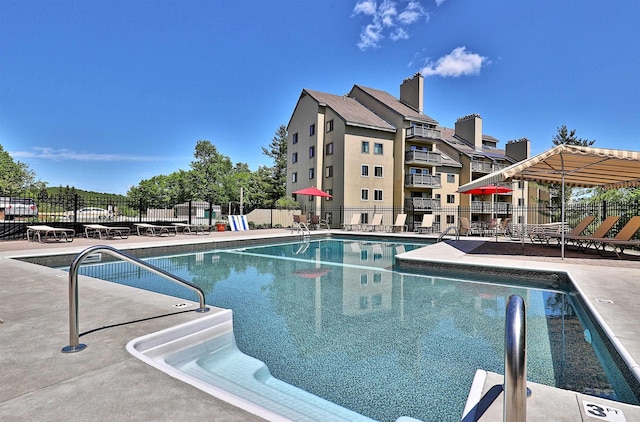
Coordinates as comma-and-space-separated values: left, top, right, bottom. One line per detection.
84, 224, 130, 239
342, 213, 361, 231
27, 225, 75, 242
172, 223, 212, 235
416, 214, 434, 233
361, 213, 383, 232
134, 223, 177, 237
386, 214, 407, 232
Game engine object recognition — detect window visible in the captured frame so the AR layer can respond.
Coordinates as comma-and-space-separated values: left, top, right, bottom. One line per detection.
309, 124, 315, 136
361, 165, 369, 177
325, 165, 333, 178
360, 274, 368, 285
361, 141, 369, 153
374, 189, 383, 201
446, 215, 455, 224
309, 146, 315, 158
447, 174, 455, 183
374, 166, 383, 178
309, 168, 314, 179
518, 198, 525, 206
325, 189, 332, 201
326, 142, 333, 155
292, 172, 297, 183
361, 189, 369, 201
434, 193, 441, 200
326, 120, 333, 132
292, 133, 298, 144
446, 194, 455, 204
373, 273, 382, 283
518, 181, 524, 189
292, 152, 298, 163
374, 143, 383, 154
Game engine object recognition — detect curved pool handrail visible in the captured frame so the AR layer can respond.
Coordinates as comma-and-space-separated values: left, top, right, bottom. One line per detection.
62, 244, 210, 353
503, 294, 527, 422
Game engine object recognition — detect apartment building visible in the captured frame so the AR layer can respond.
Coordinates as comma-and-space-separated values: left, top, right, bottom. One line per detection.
286, 73, 544, 229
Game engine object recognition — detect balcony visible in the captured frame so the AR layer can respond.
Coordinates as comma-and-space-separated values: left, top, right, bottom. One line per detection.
405, 174, 442, 188
471, 161, 493, 173
406, 126, 441, 140
405, 197, 440, 210
405, 150, 442, 165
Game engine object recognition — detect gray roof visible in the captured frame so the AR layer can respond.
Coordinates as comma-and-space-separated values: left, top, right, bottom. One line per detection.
303, 89, 396, 132
351, 85, 439, 125
439, 127, 514, 163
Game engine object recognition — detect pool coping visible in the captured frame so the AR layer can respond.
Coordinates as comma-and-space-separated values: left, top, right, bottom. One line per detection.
2, 229, 640, 421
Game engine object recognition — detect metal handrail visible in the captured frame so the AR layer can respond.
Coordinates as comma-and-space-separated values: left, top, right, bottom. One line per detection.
436, 226, 459, 242
503, 294, 527, 422
295, 221, 311, 238
62, 245, 210, 353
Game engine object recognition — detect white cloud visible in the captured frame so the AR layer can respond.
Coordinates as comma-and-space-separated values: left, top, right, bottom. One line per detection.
353, 0, 428, 50
435, 0, 446, 6
10, 147, 167, 162
420, 47, 488, 77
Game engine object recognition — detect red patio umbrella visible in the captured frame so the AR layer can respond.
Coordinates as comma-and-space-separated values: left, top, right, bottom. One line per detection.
292, 186, 333, 198
459, 184, 513, 240
459, 185, 513, 195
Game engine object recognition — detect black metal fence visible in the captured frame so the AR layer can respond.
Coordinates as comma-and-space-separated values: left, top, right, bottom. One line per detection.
2, 190, 640, 240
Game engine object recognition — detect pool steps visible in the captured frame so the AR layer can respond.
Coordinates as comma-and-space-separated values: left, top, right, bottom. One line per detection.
127, 310, 379, 422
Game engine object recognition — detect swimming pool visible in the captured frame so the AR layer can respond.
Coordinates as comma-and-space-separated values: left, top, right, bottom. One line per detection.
78, 238, 640, 421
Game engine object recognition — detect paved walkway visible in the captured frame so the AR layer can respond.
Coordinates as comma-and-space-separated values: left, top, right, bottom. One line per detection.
1, 229, 639, 421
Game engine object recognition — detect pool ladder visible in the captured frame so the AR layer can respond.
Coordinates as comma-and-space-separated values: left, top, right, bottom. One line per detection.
62, 245, 210, 353
295, 221, 311, 239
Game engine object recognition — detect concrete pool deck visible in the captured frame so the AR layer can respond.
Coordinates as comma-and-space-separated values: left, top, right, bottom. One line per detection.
0, 229, 639, 421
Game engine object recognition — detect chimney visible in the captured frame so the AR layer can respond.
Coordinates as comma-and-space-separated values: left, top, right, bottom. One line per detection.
455, 114, 483, 150
506, 138, 531, 161
400, 72, 424, 113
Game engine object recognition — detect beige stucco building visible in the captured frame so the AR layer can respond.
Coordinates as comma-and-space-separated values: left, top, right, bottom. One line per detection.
286, 73, 548, 229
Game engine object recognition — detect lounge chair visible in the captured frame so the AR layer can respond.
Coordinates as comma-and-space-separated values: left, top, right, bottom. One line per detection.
582, 216, 640, 257
545, 215, 595, 244
342, 213, 361, 231
26, 225, 75, 242
172, 223, 212, 235
310, 215, 330, 230
361, 213, 383, 232
134, 223, 177, 237
565, 216, 620, 249
528, 222, 568, 245
84, 224, 130, 239
459, 217, 481, 236
416, 214, 434, 233
386, 214, 407, 232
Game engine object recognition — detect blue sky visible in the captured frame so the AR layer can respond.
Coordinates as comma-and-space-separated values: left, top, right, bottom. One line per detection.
1, 0, 639, 194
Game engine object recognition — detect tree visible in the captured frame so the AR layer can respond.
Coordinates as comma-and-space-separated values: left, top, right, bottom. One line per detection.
189, 140, 233, 204
261, 125, 288, 205
552, 125, 595, 147
549, 126, 596, 206
0, 144, 39, 192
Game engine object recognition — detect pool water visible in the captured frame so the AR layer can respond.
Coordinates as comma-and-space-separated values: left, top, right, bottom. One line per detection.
78, 239, 640, 421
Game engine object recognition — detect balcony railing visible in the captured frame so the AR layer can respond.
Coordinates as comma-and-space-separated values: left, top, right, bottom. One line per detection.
405, 174, 442, 188
471, 161, 493, 173
406, 126, 441, 140
405, 198, 441, 210
470, 201, 512, 213
405, 150, 442, 165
